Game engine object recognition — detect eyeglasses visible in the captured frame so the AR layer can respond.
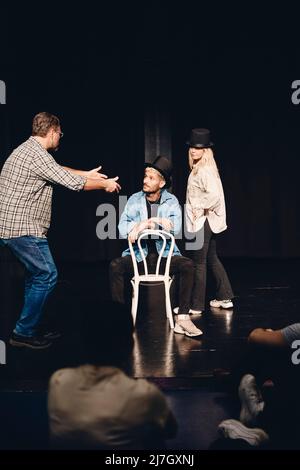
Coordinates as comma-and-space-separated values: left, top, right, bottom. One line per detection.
58, 131, 64, 138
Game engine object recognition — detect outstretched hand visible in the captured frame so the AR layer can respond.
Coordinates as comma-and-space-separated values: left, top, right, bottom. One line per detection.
104, 176, 121, 193
87, 165, 108, 180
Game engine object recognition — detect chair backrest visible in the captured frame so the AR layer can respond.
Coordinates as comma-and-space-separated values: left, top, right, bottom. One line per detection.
128, 229, 175, 279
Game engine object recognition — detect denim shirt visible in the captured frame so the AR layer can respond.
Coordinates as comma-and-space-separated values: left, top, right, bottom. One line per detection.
118, 189, 182, 261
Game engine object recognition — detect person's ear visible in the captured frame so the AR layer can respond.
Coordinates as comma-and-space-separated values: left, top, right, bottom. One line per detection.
47, 128, 54, 140
159, 179, 165, 189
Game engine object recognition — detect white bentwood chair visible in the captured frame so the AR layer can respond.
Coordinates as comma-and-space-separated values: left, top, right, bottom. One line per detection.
128, 229, 175, 329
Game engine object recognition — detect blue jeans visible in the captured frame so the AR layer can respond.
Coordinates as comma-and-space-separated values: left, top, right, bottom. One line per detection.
0, 236, 58, 336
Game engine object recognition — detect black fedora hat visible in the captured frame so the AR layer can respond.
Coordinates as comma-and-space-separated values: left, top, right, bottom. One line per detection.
145, 156, 172, 188
186, 128, 214, 148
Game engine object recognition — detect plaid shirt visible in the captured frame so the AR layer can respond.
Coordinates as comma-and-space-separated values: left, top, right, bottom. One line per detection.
0, 137, 86, 238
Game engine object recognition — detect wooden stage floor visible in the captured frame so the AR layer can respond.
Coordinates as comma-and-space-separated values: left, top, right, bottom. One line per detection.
0, 254, 299, 391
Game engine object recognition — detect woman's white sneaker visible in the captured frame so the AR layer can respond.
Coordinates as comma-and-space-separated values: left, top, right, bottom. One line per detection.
173, 307, 202, 315
174, 314, 203, 337
189, 309, 202, 315
210, 299, 233, 309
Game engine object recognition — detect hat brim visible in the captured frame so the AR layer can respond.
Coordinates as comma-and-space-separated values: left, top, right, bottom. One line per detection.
144, 163, 172, 188
186, 141, 214, 148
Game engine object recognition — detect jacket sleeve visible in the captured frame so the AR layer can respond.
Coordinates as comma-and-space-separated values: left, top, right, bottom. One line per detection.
197, 170, 221, 210
164, 197, 182, 235
118, 196, 140, 239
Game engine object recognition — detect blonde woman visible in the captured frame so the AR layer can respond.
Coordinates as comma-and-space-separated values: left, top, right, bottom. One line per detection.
185, 128, 234, 314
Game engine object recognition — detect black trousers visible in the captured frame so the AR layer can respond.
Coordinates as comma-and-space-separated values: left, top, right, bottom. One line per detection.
109, 253, 194, 314
187, 220, 234, 311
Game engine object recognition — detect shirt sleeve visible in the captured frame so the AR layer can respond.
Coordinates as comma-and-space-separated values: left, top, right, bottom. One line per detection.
31, 151, 86, 191
281, 323, 300, 346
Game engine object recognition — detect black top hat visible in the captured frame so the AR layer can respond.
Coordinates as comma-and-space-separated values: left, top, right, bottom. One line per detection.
186, 128, 214, 148
145, 156, 172, 188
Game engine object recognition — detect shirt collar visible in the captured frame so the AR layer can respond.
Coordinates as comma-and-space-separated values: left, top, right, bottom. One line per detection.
29, 136, 47, 152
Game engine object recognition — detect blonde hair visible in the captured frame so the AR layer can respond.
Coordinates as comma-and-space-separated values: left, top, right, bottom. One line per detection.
188, 148, 220, 177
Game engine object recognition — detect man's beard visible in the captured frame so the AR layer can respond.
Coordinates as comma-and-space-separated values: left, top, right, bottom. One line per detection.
143, 190, 154, 195
143, 188, 157, 195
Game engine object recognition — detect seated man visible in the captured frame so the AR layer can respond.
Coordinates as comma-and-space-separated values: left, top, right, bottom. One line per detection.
110, 156, 202, 337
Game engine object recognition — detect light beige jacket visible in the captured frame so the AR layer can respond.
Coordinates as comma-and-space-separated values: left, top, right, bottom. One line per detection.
185, 165, 227, 233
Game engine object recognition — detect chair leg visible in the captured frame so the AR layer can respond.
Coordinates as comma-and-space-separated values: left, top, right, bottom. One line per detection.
131, 281, 139, 326
164, 278, 174, 318
164, 280, 174, 329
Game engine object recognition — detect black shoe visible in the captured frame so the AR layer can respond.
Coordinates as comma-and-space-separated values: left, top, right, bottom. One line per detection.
9, 332, 52, 349
42, 331, 62, 340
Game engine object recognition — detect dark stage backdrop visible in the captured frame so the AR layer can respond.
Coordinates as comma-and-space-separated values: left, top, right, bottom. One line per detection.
1, 5, 300, 261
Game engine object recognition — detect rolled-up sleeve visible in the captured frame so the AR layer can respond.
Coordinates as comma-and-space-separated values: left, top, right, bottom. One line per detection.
281, 323, 300, 346
31, 152, 86, 191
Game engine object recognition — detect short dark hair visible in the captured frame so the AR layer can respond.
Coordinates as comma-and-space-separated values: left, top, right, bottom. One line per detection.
32, 112, 60, 137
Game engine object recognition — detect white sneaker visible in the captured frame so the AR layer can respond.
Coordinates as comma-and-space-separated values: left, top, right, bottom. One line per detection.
239, 374, 265, 426
189, 308, 203, 315
218, 419, 269, 447
173, 307, 202, 315
210, 299, 233, 309
174, 314, 203, 337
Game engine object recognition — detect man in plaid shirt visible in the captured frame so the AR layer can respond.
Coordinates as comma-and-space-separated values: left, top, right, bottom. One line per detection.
0, 112, 121, 349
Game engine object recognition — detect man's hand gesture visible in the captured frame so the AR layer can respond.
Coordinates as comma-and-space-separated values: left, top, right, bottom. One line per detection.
86, 165, 108, 180
104, 177, 121, 193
